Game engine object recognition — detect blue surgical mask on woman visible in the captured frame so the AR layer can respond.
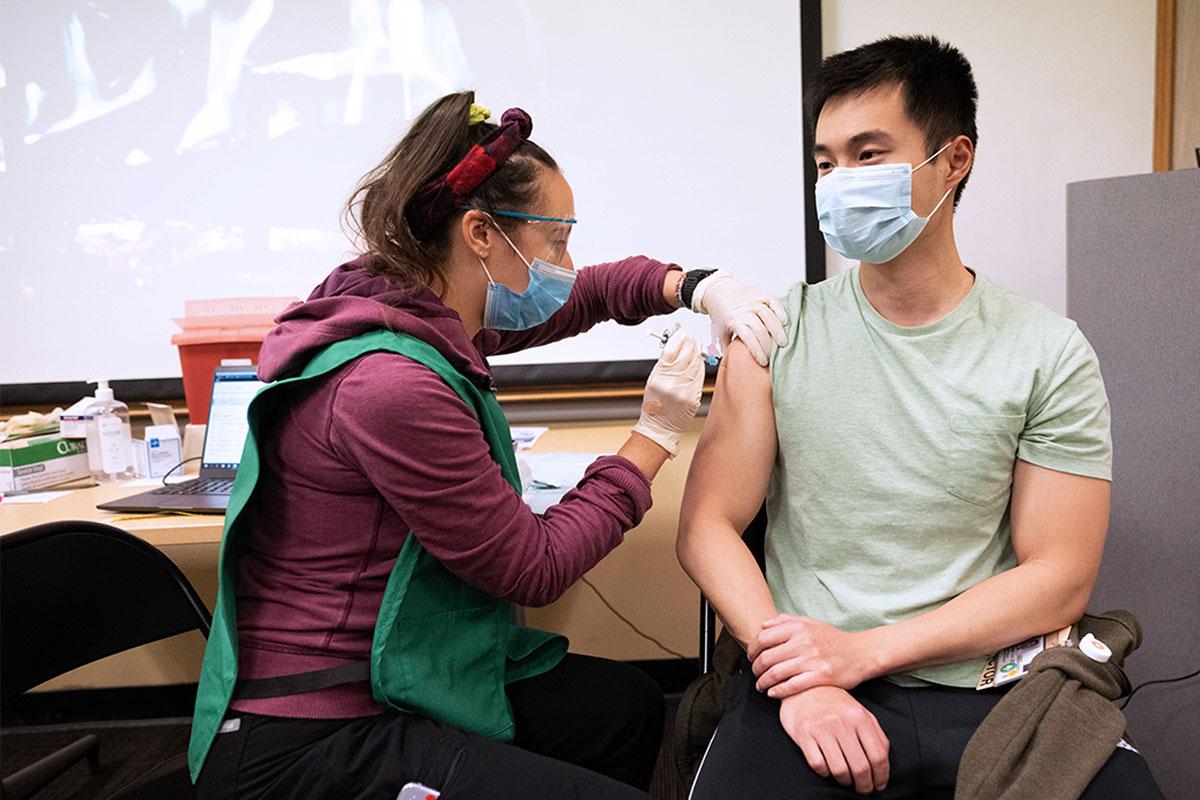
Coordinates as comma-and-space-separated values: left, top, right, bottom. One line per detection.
478, 220, 576, 331
815, 141, 955, 264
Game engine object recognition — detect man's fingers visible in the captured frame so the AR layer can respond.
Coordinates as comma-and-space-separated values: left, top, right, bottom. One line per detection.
766, 672, 820, 699
796, 734, 829, 778
815, 732, 853, 787
859, 722, 890, 792
835, 727, 875, 796
745, 633, 764, 663
755, 656, 805, 693
750, 643, 788, 679
751, 622, 794, 653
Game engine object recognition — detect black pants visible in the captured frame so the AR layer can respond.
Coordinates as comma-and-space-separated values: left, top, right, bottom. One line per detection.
691, 669, 1164, 799
196, 654, 664, 799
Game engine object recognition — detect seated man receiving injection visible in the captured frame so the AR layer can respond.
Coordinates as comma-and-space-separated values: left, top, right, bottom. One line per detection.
679, 35, 1163, 798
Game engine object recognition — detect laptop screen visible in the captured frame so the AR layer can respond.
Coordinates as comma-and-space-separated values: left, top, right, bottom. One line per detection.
201, 368, 264, 471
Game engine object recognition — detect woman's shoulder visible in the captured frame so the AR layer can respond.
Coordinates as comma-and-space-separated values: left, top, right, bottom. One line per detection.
331, 351, 473, 421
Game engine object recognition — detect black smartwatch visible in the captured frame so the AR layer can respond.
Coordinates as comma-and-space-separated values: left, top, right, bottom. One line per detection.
679, 268, 718, 311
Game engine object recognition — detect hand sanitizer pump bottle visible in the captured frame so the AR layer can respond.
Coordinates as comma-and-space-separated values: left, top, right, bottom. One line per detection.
84, 380, 136, 482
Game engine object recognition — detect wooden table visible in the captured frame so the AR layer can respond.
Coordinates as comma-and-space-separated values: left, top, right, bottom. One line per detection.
0, 420, 701, 688
0, 423, 623, 546
0, 481, 225, 545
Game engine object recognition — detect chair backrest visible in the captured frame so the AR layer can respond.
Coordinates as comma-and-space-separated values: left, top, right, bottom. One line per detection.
0, 520, 213, 700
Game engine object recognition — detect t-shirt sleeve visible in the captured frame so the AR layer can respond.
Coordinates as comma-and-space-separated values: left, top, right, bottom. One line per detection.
1018, 326, 1113, 480
768, 281, 808, 374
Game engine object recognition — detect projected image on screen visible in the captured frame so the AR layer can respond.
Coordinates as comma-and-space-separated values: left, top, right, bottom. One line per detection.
1, 1, 804, 385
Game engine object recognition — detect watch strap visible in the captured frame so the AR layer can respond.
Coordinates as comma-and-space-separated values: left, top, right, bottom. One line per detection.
680, 269, 718, 310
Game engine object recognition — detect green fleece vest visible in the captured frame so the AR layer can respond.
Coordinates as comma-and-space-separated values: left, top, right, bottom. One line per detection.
188, 330, 567, 781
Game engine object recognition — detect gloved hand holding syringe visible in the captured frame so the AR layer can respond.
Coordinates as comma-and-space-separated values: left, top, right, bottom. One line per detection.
633, 324, 707, 457
649, 322, 724, 367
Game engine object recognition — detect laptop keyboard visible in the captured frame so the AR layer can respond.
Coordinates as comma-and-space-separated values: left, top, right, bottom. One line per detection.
152, 478, 235, 496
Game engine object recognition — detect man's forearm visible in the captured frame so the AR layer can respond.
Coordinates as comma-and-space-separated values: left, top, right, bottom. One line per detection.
862, 463, 1107, 680
861, 559, 1089, 678
679, 520, 778, 651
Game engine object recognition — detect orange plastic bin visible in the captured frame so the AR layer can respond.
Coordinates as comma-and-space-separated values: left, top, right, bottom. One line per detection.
171, 297, 297, 424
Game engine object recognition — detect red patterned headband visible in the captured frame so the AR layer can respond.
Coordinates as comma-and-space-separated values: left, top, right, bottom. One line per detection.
404, 107, 533, 241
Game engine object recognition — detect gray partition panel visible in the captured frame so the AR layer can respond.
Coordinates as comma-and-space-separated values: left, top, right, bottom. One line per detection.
1067, 169, 1199, 798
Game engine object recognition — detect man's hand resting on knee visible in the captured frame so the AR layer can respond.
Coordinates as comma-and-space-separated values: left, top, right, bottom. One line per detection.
779, 686, 890, 795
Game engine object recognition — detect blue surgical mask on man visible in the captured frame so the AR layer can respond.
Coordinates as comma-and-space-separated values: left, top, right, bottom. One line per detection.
479, 219, 577, 331
815, 141, 955, 264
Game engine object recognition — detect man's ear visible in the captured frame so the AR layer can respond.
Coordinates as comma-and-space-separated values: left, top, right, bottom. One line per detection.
945, 134, 974, 186
459, 210, 494, 260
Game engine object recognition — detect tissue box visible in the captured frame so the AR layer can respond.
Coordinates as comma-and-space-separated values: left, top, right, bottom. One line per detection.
0, 434, 90, 493
132, 425, 183, 479
59, 396, 95, 438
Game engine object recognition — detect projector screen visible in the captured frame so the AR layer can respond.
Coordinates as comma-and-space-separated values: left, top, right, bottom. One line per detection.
1, 1, 807, 388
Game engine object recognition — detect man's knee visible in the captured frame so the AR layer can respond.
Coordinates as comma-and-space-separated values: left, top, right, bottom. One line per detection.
1079, 745, 1165, 799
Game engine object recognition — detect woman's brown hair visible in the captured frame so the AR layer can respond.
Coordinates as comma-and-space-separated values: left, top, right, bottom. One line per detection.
344, 91, 558, 290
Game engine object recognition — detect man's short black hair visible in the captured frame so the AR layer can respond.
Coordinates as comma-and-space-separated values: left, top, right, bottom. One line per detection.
807, 35, 979, 207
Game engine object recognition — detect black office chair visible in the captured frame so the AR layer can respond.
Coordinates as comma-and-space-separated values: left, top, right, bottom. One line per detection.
1, 521, 212, 800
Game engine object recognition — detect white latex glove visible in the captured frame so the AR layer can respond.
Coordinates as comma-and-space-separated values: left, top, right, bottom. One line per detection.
632, 330, 706, 457
691, 271, 788, 367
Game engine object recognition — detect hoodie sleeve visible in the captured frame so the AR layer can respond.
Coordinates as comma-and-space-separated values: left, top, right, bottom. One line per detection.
485, 255, 681, 356
327, 352, 653, 607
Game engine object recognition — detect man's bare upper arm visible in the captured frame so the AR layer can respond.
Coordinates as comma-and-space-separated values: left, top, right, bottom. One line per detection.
1009, 459, 1110, 615
681, 341, 778, 537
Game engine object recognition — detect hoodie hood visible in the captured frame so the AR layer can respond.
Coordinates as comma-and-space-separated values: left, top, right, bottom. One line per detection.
259, 257, 498, 387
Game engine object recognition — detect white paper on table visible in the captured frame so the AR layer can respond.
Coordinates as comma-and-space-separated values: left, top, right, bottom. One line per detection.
520, 452, 605, 514
0, 490, 72, 504
510, 426, 550, 450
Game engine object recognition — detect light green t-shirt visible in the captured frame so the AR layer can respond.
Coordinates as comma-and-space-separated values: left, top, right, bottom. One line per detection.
766, 267, 1112, 688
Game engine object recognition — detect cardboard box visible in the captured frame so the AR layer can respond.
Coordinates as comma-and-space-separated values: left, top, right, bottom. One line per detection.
132, 425, 183, 479
0, 434, 90, 493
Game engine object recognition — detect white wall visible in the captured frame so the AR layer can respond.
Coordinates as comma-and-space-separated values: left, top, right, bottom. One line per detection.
821, 0, 1156, 313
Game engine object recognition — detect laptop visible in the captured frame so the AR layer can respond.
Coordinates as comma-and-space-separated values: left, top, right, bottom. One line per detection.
98, 366, 264, 514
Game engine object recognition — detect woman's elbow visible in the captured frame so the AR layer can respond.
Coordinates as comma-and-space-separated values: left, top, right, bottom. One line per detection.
503, 569, 570, 609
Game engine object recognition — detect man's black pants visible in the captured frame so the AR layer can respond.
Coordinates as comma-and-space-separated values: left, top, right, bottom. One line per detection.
690, 669, 1164, 799
196, 654, 664, 799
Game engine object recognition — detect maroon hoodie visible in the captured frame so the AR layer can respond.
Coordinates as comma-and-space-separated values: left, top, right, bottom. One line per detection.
230, 255, 679, 719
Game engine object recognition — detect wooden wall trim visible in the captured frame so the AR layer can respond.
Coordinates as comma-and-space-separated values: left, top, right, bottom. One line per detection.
1154, 0, 1177, 171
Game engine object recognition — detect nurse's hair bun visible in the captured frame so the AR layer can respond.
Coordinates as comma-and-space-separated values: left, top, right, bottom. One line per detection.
345, 90, 559, 289
404, 108, 534, 240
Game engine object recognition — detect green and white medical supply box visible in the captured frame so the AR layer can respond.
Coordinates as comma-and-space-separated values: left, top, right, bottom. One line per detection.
0, 434, 90, 493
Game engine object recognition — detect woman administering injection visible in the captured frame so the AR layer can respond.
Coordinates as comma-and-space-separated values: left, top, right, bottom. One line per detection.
189, 91, 787, 799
